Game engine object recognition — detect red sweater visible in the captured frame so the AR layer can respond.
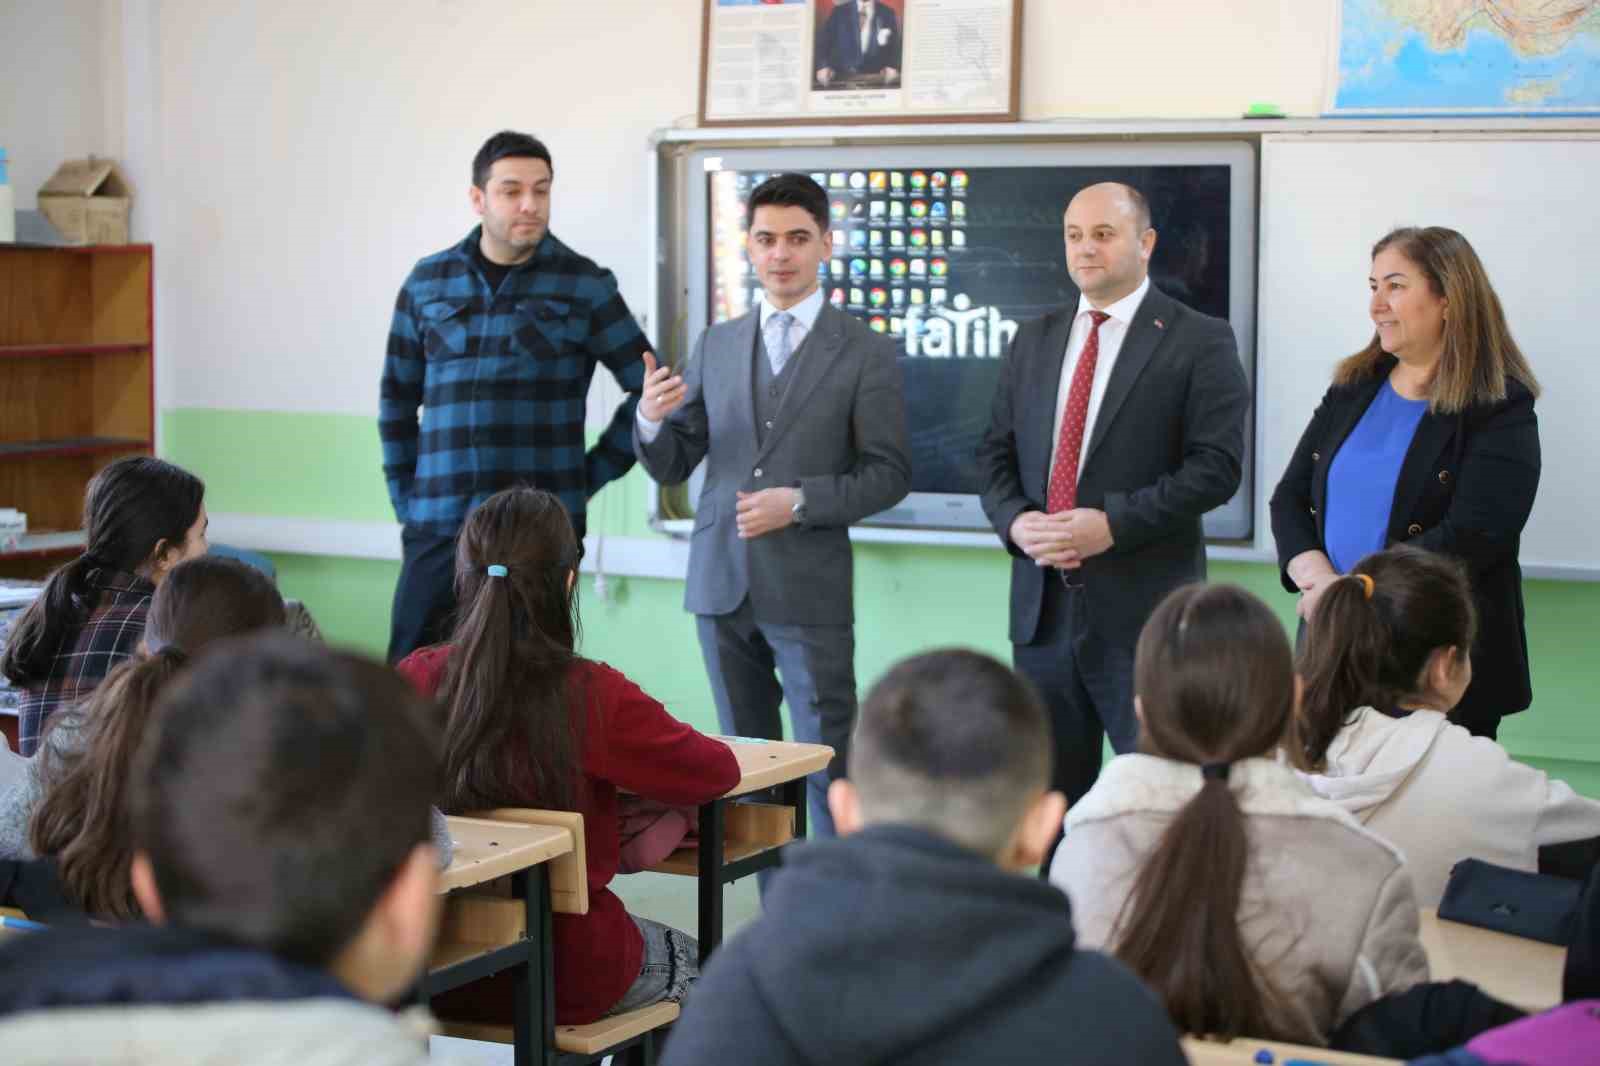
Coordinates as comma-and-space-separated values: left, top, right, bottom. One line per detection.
396, 646, 739, 1023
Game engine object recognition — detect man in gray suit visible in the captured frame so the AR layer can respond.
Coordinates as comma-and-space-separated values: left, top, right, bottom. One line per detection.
635, 173, 910, 837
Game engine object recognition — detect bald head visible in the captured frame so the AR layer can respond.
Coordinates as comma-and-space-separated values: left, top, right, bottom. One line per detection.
1063, 182, 1156, 308
1068, 182, 1151, 231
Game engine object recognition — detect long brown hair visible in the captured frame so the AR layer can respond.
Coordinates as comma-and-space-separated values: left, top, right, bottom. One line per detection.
437, 487, 584, 813
1291, 546, 1476, 772
1335, 226, 1540, 413
28, 557, 285, 919
1111, 583, 1297, 1041
2, 457, 204, 686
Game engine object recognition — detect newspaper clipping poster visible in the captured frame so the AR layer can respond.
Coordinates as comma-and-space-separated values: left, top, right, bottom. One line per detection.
701, 0, 1021, 125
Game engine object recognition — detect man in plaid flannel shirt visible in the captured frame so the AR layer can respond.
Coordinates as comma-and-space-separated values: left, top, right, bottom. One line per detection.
379, 131, 651, 661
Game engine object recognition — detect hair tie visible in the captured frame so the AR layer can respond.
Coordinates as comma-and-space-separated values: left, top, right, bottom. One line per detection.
485, 564, 508, 578
1354, 573, 1375, 600
1200, 762, 1232, 782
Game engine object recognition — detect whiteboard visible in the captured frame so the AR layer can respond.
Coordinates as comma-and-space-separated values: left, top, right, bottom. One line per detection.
1258, 135, 1600, 579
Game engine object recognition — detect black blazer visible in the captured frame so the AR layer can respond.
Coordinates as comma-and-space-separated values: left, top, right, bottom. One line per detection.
977, 285, 1250, 648
1269, 357, 1541, 727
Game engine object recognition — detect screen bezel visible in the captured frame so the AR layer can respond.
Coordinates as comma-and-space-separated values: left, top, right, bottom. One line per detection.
662, 139, 1258, 541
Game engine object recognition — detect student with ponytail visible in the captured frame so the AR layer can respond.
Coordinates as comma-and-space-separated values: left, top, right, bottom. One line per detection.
1, 457, 207, 755
1050, 583, 1428, 1046
397, 486, 739, 1026
0, 557, 282, 919
1293, 545, 1600, 906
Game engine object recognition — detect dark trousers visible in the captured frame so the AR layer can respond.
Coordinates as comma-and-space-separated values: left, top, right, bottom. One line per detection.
388, 525, 459, 664
1013, 573, 1138, 873
695, 599, 857, 842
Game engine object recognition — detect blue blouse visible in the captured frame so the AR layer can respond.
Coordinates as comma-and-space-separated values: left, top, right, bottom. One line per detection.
1324, 379, 1429, 574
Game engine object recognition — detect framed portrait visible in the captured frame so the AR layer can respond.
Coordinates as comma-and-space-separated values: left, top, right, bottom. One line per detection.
698, 0, 1022, 126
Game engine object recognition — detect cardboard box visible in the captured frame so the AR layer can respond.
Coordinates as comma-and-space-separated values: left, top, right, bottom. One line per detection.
38, 158, 131, 245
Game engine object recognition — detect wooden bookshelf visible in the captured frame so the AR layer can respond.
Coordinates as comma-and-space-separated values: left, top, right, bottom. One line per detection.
0, 244, 154, 579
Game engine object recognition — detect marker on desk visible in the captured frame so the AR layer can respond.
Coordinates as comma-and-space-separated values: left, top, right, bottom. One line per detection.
1243, 102, 1286, 119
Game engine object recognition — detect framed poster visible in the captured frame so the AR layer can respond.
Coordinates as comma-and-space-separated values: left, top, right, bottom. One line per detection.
699, 0, 1022, 126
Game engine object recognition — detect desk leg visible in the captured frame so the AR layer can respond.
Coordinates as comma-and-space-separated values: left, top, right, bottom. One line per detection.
784, 777, 807, 844
511, 868, 556, 1066
697, 801, 725, 966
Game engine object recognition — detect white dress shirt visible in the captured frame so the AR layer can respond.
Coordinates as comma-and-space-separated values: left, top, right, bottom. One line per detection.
636, 285, 825, 442
857, 0, 875, 56
1046, 275, 1151, 489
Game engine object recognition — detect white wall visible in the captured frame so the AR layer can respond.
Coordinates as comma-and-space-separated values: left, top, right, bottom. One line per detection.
9, 0, 1341, 413
0, 0, 119, 209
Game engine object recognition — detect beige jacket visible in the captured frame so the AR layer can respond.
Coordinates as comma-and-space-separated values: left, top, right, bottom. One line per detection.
0, 999, 442, 1066
1298, 706, 1600, 906
1049, 755, 1429, 1046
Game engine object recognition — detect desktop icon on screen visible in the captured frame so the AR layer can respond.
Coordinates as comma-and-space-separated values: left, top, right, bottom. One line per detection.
849, 258, 868, 279
868, 171, 887, 191
831, 200, 849, 221
869, 316, 888, 333
910, 199, 928, 219
889, 258, 908, 279
930, 171, 948, 194
951, 170, 969, 194
909, 171, 927, 191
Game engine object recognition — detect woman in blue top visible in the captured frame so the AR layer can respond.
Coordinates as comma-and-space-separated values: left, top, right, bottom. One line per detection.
1271, 227, 1541, 739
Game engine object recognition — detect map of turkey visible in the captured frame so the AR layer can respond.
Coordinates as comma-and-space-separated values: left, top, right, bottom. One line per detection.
1332, 0, 1600, 112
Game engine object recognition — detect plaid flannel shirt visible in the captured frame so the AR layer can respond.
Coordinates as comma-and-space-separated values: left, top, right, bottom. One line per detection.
16, 568, 153, 756
379, 227, 650, 536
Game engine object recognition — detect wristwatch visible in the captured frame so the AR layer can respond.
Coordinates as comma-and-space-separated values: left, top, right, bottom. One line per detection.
791, 487, 807, 526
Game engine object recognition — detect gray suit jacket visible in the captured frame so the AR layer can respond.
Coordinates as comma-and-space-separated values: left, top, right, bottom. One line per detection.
635, 304, 910, 625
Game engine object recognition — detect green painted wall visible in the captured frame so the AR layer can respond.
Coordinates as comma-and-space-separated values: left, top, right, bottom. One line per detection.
164, 407, 1600, 798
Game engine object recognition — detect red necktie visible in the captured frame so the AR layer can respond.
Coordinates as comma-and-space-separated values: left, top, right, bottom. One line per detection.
1047, 310, 1110, 513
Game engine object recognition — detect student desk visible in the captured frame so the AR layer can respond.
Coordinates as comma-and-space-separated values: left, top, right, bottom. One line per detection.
425, 816, 574, 1066
1182, 1036, 1399, 1065
647, 736, 833, 963
1418, 907, 1567, 1013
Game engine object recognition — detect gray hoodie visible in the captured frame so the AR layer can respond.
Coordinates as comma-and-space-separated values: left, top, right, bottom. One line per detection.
1297, 706, 1600, 906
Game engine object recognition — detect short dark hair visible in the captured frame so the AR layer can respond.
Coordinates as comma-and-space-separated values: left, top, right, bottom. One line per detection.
850, 649, 1051, 856
746, 173, 830, 235
472, 130, 553, 189
133, 635, 440, 967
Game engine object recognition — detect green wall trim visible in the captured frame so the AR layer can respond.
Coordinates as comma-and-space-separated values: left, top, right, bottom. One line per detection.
164, 407, 1600, 786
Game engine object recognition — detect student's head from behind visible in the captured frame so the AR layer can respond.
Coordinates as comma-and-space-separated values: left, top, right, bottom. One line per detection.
1132, 582, 1295, 767
1114, 583, 1297, 1041
0, 456, 206, 687
1064, 181, 1155, 309
439, 487, 584, 813
1293, 545, 1476, 772
470, 130, 554, 261
831, 648, 1065, 870
130, 636, 442, 1004
28, 555, 289, 920
144, 555, 286, 654
745, 173, 832, 311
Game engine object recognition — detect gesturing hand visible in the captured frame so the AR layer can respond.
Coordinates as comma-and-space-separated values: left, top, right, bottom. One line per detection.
638, 351, 686, 422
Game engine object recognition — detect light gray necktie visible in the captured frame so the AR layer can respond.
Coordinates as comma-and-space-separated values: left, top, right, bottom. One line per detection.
768, 311, 796, 375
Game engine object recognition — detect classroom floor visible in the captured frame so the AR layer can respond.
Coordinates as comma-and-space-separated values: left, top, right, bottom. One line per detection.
428, 869, 763, 1063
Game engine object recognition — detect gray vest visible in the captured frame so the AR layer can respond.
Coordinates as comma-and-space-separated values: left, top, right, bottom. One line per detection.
753, 323, 805, 448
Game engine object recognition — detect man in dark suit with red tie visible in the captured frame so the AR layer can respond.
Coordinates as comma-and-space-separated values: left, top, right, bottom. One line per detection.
977, 182, 1250, 858
815, 0, 903, 88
